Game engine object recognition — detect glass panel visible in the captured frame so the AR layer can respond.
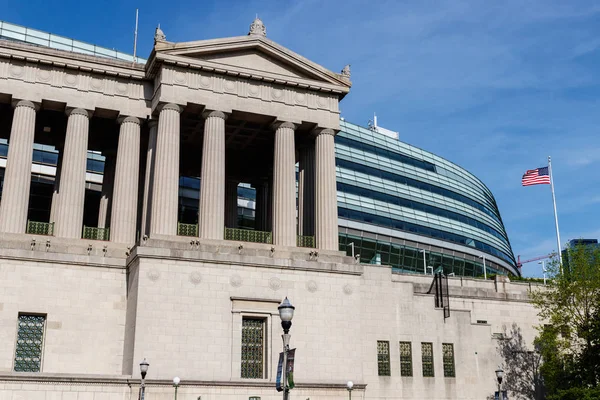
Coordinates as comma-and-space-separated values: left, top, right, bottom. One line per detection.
241, 318, 265, 379
421, 342, 434, 377
399, 341, 413, 377
377, 341, 391, 376
14, 314, 46, 372
443, 343, 455, 377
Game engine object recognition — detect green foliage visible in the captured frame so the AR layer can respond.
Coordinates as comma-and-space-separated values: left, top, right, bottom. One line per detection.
530, 243, 600, 395
546, 387, 600, 400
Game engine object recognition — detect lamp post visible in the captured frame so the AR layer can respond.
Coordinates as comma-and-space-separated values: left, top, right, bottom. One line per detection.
139, 359, 149, 400
346, 381, 354, 400
419, 249, 427, 274
479, 255, 487, 280
538, 260, 547, 285
173, 377, 180, 400
278, 297, 295, 400
495, 367, 504, 400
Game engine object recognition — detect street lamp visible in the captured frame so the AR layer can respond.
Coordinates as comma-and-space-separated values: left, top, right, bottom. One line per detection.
278, 297, 295, 400
173, 377, 180, 400
346, 381, 354, 400
538, 260, 547, 285
495, 368, 504, 400
479, 255, 487, 280
139, 359, 149, 400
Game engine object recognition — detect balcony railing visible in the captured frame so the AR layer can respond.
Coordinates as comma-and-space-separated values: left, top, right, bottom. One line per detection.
177, 222, 198, 237
26, 220, 54, 236
297, 235, 315, 248
82, 226, 110, 241
225, 228, 272, 244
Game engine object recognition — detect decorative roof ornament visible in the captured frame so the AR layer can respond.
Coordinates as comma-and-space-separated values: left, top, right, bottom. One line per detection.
341, 64, 351, 78
154, 24, 166, 43
249, 17, 266, 37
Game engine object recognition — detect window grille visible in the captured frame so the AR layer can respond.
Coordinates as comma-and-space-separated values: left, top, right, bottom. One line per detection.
442, 343, 455, 377
421, 342, 434, 377
14, 314, 46, 372
399, 341, 413, 376
241, 318, 265, 379
377, 341, 391, 376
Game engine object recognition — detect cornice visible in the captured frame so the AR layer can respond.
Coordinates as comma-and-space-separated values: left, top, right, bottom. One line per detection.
0, 39, 147, 81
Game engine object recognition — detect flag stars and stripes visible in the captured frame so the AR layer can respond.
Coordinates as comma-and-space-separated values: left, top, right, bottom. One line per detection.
522, 167, 551, 186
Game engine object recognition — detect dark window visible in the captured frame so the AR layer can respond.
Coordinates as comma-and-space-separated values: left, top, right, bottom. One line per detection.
241, 318, 265, 379
421, 342, 434, 377
377, 341, 391, 376
399, 341, 413, 377
442, 343, 455, 377
14, 314, 46, 372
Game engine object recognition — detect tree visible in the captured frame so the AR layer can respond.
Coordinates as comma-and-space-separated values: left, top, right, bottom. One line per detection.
495, 323, 544, 400
530, 242, 600, 396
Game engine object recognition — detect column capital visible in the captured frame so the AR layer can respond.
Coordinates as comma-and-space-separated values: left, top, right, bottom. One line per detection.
117, 116, 141, 126
66, 108, 90, 119
11, 99, 39, 112
312, 127, 336, 137
202, 110, 228, 120
271, 121, 297, 131
158, 103, 183, 113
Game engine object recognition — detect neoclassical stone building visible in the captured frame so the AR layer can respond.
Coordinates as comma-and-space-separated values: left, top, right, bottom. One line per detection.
0, 18, 540, 399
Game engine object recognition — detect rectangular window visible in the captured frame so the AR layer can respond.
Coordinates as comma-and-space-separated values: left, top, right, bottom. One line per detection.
399, 341, 413, 376
421, 342, 434, 377
241, 318, 265, 379
14, 314, 46, 372
442, 343, 455, 377
377, 341, 391, 376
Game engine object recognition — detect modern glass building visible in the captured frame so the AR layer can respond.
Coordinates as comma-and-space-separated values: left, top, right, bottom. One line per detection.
0, 20, 518, 277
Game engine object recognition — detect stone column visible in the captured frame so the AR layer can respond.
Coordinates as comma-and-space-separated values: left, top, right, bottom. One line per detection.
198, 110, 227, 239
315, 128, 339, 250
54, 108, 90, 239
97, 151, 116, 229
150, 104, 182, 236
225, 179, 238, 229
49, 146, 64, 225
298, 145, 315, 237
110, 117, 141, 244
271, 122, 296, 247
254, 179, 270, 232
140, 120, 158, 237
0, 100, 38, 233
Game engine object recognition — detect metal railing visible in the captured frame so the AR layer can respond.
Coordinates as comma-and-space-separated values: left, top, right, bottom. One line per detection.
225, 228, 272, 244
297, 235, 315, 248
177, 222, 198, 237
26, 220, 54, 236
82, 226, 110, 241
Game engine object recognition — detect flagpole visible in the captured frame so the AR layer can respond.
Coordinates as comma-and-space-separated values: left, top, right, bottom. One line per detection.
548, 156, 562, 272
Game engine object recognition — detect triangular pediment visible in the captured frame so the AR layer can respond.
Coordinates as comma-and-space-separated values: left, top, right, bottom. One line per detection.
148, 35, 351, 94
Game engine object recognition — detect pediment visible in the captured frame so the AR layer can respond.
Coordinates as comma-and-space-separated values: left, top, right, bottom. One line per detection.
148, 35, 351, 94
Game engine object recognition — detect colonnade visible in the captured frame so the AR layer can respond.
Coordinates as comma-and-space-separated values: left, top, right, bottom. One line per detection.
0, 100, 339, 250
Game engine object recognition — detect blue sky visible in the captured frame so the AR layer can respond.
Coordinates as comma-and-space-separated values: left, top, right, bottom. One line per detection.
3, 0, 599, 277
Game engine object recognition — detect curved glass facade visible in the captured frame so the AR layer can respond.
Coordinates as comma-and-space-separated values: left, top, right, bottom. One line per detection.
336, 120, 517, 276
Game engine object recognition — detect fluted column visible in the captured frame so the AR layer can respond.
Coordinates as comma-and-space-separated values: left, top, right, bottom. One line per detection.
140, 120, 158, 237
110, 117, 141, 244
49, 146, 64, 225
298, 145, 315, 237
0, 100, 38, 233
315, 128, 339, 250
198, 110, 227, 239
150, 104, 182, 236
54, 108, 90, 239
97, 151, 116, 228
254, 179, 270, 232
271, 121, 297, 246
225, 179, 238, 229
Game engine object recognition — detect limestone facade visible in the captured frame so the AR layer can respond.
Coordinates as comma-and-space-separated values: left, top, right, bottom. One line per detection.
0, 19, 540, 400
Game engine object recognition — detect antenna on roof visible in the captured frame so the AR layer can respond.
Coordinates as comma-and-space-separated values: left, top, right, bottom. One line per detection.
132, 9, 139, 66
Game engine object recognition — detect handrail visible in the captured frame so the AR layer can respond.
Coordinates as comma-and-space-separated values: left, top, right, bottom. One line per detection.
82, 226, 110, 241
225, 228, 272, 244
26, 220, 54, 236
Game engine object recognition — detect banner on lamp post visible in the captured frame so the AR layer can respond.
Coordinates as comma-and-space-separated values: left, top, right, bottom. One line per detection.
276, 352, 284, 392
286, 349, 296, 389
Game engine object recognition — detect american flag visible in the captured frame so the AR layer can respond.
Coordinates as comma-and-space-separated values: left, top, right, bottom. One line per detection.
522, 167, 550, 186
